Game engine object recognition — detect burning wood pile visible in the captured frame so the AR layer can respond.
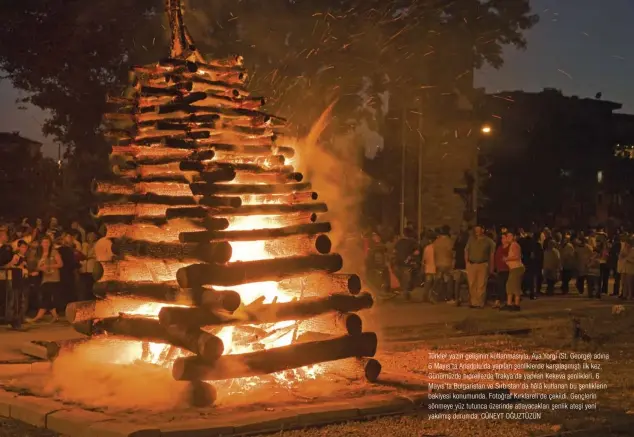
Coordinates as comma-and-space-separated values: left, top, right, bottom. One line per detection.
64, 0, 379, 406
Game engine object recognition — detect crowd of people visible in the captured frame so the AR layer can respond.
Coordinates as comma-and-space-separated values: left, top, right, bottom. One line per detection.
363, 224, 634, 311
0, 217, 113, 328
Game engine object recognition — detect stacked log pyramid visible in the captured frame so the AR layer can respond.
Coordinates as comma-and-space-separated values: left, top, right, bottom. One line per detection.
66, 0, 380, 405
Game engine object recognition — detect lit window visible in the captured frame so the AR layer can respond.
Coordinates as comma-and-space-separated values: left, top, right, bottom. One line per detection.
597, 171, 603, 183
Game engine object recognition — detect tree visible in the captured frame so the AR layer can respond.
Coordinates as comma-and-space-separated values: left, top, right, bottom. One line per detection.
0, 0, 538, 218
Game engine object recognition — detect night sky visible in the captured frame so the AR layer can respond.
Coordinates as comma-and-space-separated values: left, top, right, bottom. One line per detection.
1, 0, 633, 158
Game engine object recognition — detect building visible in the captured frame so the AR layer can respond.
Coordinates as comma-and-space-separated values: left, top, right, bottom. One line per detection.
0, 131, 43, 157
476, 89, 634, 228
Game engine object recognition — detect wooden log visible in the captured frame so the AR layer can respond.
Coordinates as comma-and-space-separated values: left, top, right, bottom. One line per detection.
282, 273, 362, 296
180, 161, 293, 174
94, 193, 196, 206
176, 253, 343, 288
343, 313, 363, 336
109, 146, 215, 165
187, 381, 217, 408
65, 298, 167, 324
199, 167, 236, 184
364, 358, 382, 382
93, 281, 182, 301
234, 171, 303, 184
265, 233, 331, 255
72, 316, 224, 364
204, 202, 327, 216
160, 292, 373, 328
172, 332, 378, 381
179, 222, 331, 243
110, 239, 232, 264
191, 287, 242, 312
92, 215, 168, 226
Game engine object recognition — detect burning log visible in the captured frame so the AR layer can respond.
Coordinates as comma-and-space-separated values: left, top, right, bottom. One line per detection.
234, 171, 303, 184
364, 358, 382, 382
159, 292, 373, 328
179, 222, 331, 243
266, 234, 332, 256
177, 253, 343, 287
93, 215, 168, 226
73, 316, 224, 364
204, 202, 327, 217
172, 332, 378, 381
190, 182, 310, 196
65, 298, 165, 324
199, 167, 236, 184
191, 287, 242, 312
180, 161, 293, 174
109, 146, 215, 165
187, 381, 217, 408
94, 193, 196, 206
110, 239, 232, 264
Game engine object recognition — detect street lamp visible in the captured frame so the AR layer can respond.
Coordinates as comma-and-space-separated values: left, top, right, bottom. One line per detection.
481, 124, 492, 134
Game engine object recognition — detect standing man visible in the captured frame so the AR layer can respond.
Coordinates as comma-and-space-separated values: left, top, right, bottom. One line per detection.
465, 225, 496, 308
393, 228, 420, 300
433, 225, 454, 302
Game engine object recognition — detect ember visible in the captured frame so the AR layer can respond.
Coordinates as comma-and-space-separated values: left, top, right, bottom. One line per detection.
63, 0, 378, 407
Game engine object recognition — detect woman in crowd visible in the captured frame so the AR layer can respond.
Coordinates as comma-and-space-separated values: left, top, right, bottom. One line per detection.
80, 231, 97, 300
29, 236, 63, 323
26, 239, 41, 312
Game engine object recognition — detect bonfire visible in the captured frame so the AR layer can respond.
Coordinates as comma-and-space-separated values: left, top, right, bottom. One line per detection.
62, 0, 379, 406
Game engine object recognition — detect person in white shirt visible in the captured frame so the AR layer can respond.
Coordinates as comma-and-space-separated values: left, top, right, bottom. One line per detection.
421, 232, 437, 303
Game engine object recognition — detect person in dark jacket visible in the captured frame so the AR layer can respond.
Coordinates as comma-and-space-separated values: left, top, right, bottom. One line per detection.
607, 234, 621, 296
393, 228, 420, 299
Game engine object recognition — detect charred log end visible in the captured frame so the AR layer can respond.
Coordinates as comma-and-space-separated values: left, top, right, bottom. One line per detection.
289, 172, 303, 182
232, 89, 240, 97
176, 267, 192, 289
364, 358, 382, 382
344, 313, 363, 336
311, 192, 319, 200
348, 274, 362, 295
309, 213, 317, 223
197, 241, 233, 264
198, 333, 225, 362
217, 290, 241, 313
356, 332, 379, 358
238, 72, 245, 81
187, 381, 217, 407
315, 234, 332, 254
65, 301, 96, 324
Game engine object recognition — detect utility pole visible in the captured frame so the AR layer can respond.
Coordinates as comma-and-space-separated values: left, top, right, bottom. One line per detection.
399, 107, 406, 235
417, 100, 424, 238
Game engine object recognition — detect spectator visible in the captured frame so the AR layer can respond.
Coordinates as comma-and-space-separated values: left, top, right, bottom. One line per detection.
586, 246, 602, 299
26, 240, 41, 313
433, 225, 454, 302
574, 237, 593, 294
608, 234, 622, 296
71, 221, 86, 244
421, 229, 437, 303
451, 226, 470, 306
58, 233, 81, 309
29, 236, 63, 323
542, 239, 561, 295
621, 237, 634, 300
465, 225, 495, 308
560, 235, 575, 294
95, 234, 114, 262
502, 231, 524, 311
493, 233, 510, 308
31, 218, 46, 241
47, 217, 63, 239
80, 231, 98, 301
393, 228, 420, 299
